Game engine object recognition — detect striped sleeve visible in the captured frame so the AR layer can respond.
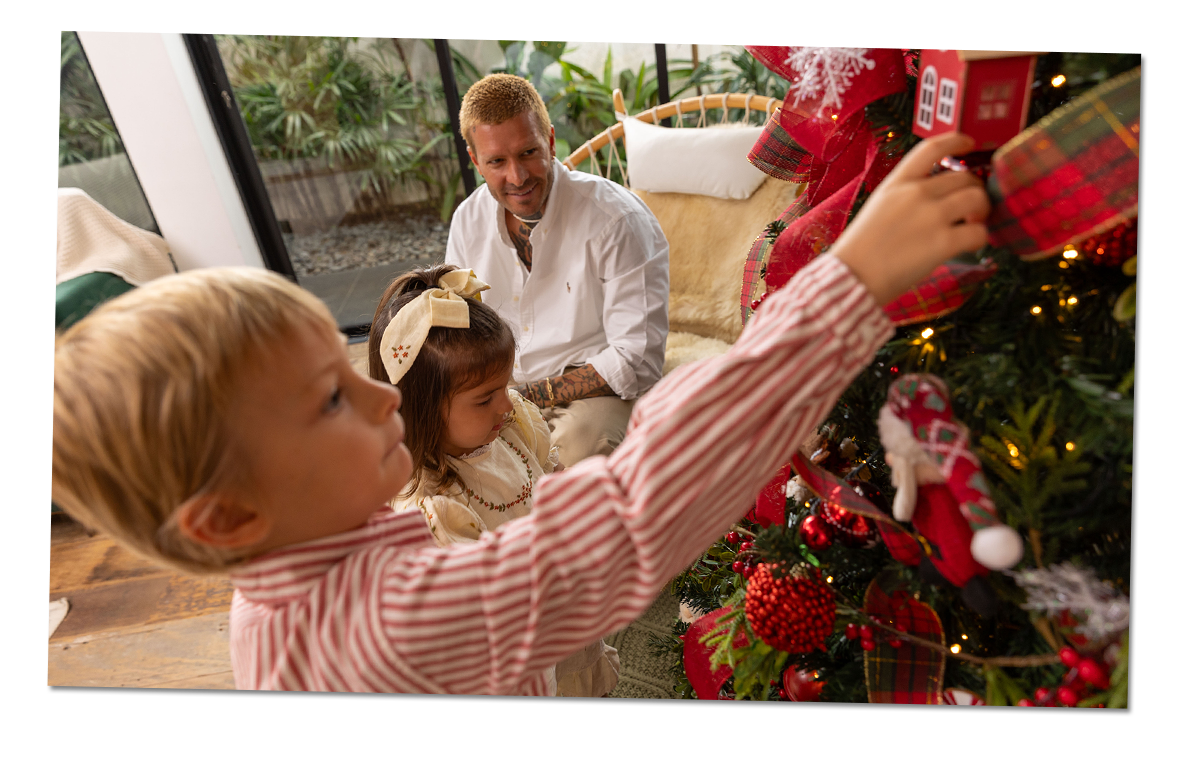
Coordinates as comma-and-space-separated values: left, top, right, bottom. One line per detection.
370, 254, 894, 695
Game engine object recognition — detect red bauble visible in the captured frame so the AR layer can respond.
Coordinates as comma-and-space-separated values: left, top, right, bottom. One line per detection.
819, 500, 878, 548
1057, 686, 1080, 706
725, 531, 741, 544
744, 564, 837, 653
1059, 646, 1080, 668
1079, 218, 1137, 268
1076, 658, 1110, 689
781, 666, 825, 702
799, 513, 834, 551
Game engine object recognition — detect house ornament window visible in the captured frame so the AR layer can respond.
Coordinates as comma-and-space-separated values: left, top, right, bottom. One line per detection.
937, 78, 958, 124
977, 82, 1014, 121
916, 66, 937, 131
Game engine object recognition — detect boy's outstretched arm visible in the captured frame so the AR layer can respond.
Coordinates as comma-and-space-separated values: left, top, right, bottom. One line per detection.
273, 134, 989, 695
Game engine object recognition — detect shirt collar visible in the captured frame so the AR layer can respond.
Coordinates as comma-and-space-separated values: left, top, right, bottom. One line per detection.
491, 157, 567, 244
230, 508, 435, 606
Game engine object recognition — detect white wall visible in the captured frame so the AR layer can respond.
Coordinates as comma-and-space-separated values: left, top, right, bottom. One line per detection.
77, 32, 264, 271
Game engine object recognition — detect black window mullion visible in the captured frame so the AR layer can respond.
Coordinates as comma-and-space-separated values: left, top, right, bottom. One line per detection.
182, 34, 296, 281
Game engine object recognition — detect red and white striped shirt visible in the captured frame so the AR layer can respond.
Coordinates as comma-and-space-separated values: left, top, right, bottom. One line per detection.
228, 255, 894, 694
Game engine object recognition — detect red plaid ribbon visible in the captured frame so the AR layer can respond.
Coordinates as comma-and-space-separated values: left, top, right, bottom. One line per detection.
864, 571, 946, 704
884, 259, 999, 325
987, 66, 1140, 259
748, 111, 812, 182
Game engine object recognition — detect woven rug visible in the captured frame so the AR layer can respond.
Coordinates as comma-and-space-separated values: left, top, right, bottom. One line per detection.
604, 590, 682, 700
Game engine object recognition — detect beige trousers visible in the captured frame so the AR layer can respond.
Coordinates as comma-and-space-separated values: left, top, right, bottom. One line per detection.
540, 395, 636, 469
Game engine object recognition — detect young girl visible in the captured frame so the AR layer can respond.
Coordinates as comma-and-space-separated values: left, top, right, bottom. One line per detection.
367, 265, 620, 697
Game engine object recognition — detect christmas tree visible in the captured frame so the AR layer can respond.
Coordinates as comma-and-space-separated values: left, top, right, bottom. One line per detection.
657, 49, 1138, 708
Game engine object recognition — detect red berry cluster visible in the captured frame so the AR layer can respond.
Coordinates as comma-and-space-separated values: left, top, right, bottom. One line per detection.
744, 564, 836, 653
1078, 219, 1137, 268
1016, 646, 1112, 707
726, 530, 758, 579
844, 619, 904, 651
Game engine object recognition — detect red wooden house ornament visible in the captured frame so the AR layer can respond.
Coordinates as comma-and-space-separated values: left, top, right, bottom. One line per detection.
912, 50, 1042, 151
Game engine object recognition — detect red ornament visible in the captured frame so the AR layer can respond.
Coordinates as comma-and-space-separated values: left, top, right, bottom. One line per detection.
739, 541, 755, 553
744, 564, 837, 654
844, 623, 859, 640
912, 50, 1038, 152
1076, 658, 1110, 689
742, 564, 756, 580
1059, 646, 1080, 668
781, 666, 825, 702
731, 560, 745, 574
725, 531, 741, 544
819, 500, 878, 548
1079, 218, 1137, 268
799, 513, 834, 551
1056, 686, 1080, 706
859, 624, 874, 640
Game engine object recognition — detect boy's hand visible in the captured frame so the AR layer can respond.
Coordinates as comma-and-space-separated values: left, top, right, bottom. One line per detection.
831, 133, 991, 305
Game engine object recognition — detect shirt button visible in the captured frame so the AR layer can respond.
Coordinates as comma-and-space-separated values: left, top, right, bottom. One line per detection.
513, 295, 519, 301
522, 326, 529, 332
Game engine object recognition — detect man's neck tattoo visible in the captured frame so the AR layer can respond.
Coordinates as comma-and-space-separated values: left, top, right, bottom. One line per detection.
509, 218, 535, 272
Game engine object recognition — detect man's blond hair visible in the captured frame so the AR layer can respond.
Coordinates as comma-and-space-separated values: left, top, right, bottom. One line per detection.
459, 74, 552, 148
52, 267, 339, 575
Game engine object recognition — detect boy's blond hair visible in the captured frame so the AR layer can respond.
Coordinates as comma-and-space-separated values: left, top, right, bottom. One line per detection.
459, 74, 552, 148
52, 267, 339, 575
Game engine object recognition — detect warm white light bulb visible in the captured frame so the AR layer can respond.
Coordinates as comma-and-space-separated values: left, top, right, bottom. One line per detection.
1031, 306, 1043, 315
921, 327, 934, 339
1051, 74, 1067, 87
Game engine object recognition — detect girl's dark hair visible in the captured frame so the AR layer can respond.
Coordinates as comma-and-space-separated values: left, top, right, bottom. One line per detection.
368, 264, 516, 497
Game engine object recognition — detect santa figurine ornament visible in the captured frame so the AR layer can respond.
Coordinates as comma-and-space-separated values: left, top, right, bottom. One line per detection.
877, 374, 1024, 617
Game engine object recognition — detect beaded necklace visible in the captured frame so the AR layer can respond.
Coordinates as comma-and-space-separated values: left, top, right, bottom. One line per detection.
461, 438, 535, 514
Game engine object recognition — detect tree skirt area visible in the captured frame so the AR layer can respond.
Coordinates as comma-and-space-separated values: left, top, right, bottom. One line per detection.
285, 211, 449, 276
604, 590, 681, 700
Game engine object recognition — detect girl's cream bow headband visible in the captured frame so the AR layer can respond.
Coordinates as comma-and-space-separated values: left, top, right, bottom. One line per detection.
379, 268, 491, 384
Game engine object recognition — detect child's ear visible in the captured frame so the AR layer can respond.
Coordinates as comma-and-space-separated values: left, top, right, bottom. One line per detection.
173, 493, 271, 550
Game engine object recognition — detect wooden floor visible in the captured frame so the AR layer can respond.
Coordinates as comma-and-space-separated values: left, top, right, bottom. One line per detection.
48, 514, 237, 689
47, 342, 373, 690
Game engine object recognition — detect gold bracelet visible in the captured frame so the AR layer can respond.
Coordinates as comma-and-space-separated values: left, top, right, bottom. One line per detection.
544, 378, 555, 404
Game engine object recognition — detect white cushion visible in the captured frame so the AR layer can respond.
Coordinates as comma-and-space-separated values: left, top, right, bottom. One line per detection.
620, 115, 767, 200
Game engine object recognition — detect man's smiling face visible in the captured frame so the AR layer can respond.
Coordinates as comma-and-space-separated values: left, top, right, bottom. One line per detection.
467, 110, 556, 220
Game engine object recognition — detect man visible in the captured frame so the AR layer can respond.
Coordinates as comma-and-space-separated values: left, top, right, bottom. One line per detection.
444, 74, 669, 469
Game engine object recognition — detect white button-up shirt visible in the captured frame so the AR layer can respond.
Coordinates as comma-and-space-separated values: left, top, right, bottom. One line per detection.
445, 158, 670, 400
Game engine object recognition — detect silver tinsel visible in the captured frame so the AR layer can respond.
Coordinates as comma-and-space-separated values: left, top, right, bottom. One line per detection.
1007, 563, 1129, 641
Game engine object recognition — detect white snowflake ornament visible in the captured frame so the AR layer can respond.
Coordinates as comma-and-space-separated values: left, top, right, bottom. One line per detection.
783, 47, 877, 117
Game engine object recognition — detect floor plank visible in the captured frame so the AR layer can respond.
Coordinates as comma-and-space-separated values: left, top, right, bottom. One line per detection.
50, 535, 168, 593
51, 572, 234, 642
49, 610, 235, 690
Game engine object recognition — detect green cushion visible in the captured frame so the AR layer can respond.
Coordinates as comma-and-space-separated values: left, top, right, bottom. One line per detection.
56, 271, 136, 330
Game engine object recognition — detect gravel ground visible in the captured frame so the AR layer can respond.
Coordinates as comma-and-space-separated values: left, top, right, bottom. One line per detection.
285, 212, 450, 276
